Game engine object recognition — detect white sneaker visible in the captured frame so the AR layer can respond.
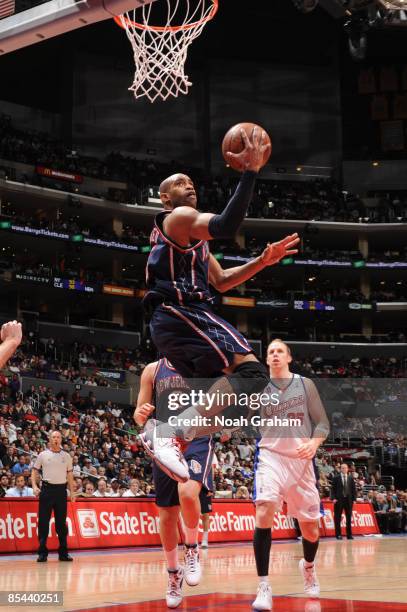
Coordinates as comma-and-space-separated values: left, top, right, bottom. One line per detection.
299, 559, 320, 596
166, 567, 184, 608
184, 545, 201, 586
252, 582, 272, 610
139, 420, 189, 483
201, 540, 208, 549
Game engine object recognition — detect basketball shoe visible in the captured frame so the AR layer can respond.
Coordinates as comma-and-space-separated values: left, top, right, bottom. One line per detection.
252, 582, 272, 610
299, 559, 320, 596
166, 567, 184, 608
184, 545, 201, 586
139, 419, 189, 483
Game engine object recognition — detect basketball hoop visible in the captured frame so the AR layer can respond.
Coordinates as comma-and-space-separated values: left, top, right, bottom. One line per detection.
114, 0, 218, 102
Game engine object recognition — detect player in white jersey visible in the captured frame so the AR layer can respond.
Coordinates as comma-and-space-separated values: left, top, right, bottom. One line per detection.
252, 339, 329, 611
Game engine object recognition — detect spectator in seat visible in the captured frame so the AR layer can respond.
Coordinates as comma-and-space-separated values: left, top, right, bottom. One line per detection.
0, 473, 10, 497
76, 481, 95, 497
93, 478, 111, 497
122, 478, 143, 497
373, 493, 390, 534
5, 474, 34, 497
109, 479, 121, 497
11, 455, 27, 474
386, 492, 402, 533
235, 485, 250, 499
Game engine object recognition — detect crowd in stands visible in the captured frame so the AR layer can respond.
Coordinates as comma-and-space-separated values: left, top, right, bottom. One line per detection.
4, 198, 406, 285
6, 333, 155, 383
4, 251, 406, 305
0, 382, 156, 499
1, 343, 407, 514
0, 113, 181, 190
216, 238, 407, 265
3, 113, 407, 223
1, 380, 406, 535
5, 325, 407, 384
0, 201, 150, 248
0, 250, 143, 290
295, 355, 407, 378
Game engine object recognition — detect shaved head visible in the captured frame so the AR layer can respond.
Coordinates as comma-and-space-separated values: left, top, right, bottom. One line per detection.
159, 174, 184, 195
158, 174, 197, 209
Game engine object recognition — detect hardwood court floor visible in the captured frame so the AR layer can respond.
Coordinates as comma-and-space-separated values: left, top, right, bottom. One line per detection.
0, 536, 406, 611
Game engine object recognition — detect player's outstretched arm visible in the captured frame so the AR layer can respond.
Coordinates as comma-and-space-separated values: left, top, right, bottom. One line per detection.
164, 128, 269, 243
208, 233, 299, 293
134, 361, 157, 426
0, 320, 22, 370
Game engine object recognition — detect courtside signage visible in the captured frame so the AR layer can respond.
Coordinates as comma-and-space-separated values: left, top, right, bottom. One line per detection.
0, 499, 379, 552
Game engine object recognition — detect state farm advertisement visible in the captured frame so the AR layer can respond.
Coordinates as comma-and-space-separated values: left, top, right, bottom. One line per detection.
0, 499, 378, 553
321, 501, 379, 537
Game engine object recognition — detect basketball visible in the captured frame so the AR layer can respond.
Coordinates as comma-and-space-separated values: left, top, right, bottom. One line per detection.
222, 122, 272, 172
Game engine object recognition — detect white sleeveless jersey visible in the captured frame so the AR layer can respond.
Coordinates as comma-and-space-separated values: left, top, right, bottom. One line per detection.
258, 374, 313, 457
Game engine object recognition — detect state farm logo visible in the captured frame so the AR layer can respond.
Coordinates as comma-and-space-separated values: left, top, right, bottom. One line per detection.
77, 509, 100, 538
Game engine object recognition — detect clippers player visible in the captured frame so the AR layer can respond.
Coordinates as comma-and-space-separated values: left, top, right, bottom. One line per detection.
140, 127, 300, 482
252, 340, 329, 611
134, 358, 214, 609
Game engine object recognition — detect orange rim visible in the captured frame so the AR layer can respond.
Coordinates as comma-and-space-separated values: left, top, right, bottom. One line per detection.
114, 0, 218, 32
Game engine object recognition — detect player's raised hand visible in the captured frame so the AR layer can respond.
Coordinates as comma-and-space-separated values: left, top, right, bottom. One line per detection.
296, 439, 319, 460
134, 402, 155, 426
1, 320, 22, 347
225, 127, 271, 173
260, 233, 300, 266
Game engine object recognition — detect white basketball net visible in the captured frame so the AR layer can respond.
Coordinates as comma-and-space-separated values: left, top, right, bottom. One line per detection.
379, 0, 407, 8
117, 0, 218, 103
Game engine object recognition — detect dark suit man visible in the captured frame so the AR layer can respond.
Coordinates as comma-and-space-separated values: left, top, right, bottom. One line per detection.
331, 463, 357, 540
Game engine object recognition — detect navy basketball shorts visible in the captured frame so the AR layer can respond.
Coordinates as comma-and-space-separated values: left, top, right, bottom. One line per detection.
150, 303, 253, 378
153, 437, 214, 508
199, 486, 213, 515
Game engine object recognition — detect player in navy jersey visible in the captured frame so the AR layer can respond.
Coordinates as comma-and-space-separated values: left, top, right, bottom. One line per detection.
135, 359, 214, 609
140, 128, 300, 482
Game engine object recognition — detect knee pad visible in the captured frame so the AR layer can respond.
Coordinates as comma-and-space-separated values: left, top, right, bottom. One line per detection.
228, 360, 269, 397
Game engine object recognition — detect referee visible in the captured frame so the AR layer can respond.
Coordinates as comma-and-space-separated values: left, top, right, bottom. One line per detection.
32, 430, 75, 562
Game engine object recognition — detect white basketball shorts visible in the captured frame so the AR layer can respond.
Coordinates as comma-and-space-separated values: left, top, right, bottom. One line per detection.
254, 447, 321, 521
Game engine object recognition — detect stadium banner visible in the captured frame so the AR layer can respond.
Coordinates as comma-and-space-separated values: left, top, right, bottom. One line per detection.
53, 277, 98, 294
0, 500, 79, 553
36, 166, 83, 184
0, 499, 378, 553
204, 253, 407, 270
221, 296, 255, 308
83, 237, 139, 252
94, 369, 126, 383
322, 447, 371, 459
103, 284, 135, 297
256, 299, 290, 309
14, 272, 51, 285
320, 501, 379, 537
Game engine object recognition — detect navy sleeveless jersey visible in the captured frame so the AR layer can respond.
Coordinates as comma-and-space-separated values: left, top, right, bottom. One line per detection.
146, 210, 213, 306
153, 357, 191, 424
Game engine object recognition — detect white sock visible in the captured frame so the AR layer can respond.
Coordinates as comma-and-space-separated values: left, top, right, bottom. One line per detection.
304, 560, 314, 568
259, 576, 269, 584
202, 530, 208, 544
164, 546, 179, 571
184, 525, 198, 546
